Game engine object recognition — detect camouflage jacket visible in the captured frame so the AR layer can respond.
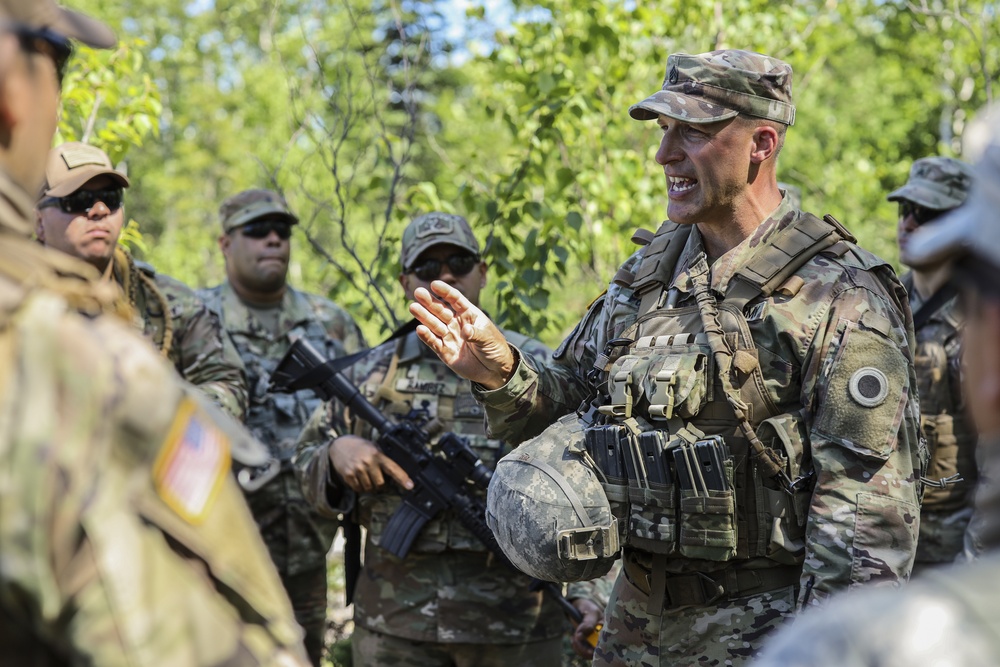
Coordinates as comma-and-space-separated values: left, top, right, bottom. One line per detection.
476, 196, 923, 607
295, 329, 566, 644
110, 249, 248, 420
757, 435, 1000, 667
0, 172, 308, 666
198, 281, 365, 577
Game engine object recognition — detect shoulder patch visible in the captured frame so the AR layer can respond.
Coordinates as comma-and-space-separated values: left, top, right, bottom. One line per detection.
849, 367, 889, 407
153, 398, 231, 524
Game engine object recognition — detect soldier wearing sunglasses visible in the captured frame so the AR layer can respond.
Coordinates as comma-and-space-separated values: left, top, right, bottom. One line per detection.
294, 212, 571, 667
35, 141, 249, 421
199, 188, 366, 666
0, 1, 309, 665
887, 156, 978, 573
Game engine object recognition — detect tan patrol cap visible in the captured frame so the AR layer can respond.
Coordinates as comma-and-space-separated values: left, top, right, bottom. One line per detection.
0, 0, 116, 49
41, 142, 129, 198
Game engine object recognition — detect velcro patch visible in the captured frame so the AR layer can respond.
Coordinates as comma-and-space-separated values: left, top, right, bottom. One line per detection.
153, 398, 231, 525
849, 367, 889, 407
60, 144, 110, 169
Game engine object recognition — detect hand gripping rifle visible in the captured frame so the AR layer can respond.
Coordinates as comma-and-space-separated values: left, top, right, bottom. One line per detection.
269, 337, 593, 638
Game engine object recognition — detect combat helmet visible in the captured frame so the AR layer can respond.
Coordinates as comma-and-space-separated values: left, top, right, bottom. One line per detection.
486, 414, 621, 582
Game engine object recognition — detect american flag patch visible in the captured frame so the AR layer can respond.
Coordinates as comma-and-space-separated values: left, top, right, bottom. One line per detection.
153, 398, 232, 525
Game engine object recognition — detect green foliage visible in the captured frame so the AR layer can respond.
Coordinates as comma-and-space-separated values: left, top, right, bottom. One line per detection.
63, 0, 1000, 346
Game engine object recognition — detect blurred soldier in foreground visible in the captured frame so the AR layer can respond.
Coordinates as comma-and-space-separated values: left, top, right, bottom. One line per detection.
295, 213, 571, 667
887, 157, 976, 572
200, 189, 365, 665
0, 1, 308, 663
411, 50, 922, 665
35, 142, 248, 419
755, 113, 1000, 667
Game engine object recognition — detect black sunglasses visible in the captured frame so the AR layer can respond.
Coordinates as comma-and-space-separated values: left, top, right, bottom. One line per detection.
409, 253, 480, 281
238, 220, 293, 240
38, 187, 123, 214
898, 201, 944, 227
7, 24, 73, 85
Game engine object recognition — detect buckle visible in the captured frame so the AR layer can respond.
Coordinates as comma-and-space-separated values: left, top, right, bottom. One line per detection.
662, 572, 726, 608
557, 519, 620, 560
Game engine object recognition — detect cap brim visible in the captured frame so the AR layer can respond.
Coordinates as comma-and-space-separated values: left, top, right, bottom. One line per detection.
887, 182, 965, 210
45, 166, 129, 197
629, 90, 740, 123
50, 6, 116, 49
225, 204, 298, 231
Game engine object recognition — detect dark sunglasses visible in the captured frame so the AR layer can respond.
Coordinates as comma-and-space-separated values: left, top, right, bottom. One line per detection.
409, 253, 480, 281
898, 201, 944, 226
7, 24, 73, 85
238, 220, 293, 240
38, 187, 123, 214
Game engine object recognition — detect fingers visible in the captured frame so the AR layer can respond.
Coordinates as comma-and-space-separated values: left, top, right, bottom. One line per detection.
415, 324, 446, 356
409, 301, 451, 340
378, 454, 414, 490
429, 280, 476, 316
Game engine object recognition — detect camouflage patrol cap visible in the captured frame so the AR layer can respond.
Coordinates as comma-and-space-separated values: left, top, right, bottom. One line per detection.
629, 49, 795, 126
219, 189, 298, 233
400, 212, 480, 271
0, 0, 116, 49
486, 415, 620, 583
905, 118, 1000, 271
887, 157, 974, 211
42, 142, 130, 197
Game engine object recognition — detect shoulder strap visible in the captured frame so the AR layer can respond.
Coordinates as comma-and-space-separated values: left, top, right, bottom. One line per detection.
912, 282, 959, 331
630, 221, 694, 294
727, 213, 847, 306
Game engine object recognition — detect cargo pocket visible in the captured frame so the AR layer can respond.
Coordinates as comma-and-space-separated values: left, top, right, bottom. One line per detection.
851, 492, 919, 584
628, 485, 678, 555
678, 460, 737, 561
644, 349, 711, 420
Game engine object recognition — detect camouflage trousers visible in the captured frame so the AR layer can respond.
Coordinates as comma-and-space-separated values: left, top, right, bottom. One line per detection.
352, 626, 563, 667
245, 469, 339, 666
593, 571, 796, 666
913, 505, 975, 574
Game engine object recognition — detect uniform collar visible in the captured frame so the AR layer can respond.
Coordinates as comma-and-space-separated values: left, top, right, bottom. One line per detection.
218, 281, 312, 336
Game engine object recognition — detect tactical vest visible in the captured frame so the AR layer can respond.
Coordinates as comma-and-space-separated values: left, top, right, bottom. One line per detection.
357, 333, 508, 554
906, 276, 976, 510
589, 214, 851, 565
200, 290, 344, 461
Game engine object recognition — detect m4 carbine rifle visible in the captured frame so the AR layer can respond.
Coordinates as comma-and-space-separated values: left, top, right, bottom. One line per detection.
269, 337, 590, 632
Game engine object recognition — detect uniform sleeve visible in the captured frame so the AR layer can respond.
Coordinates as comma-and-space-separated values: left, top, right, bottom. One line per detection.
293, 401, 355, 517
170, 297, 249, 421
1, 296, 307, 666
798, 283, 922, 606
475, 294, 611, 445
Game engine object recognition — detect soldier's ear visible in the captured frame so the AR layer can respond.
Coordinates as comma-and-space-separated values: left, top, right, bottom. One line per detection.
218, 233, 231, 255
750, 125, 779, 164
478, 261, 487, 289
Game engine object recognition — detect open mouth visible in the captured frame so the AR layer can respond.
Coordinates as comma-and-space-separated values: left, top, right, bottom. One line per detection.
668, 176, 697, 194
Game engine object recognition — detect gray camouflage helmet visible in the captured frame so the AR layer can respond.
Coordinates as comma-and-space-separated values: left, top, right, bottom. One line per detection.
486, 414, 620, 583
887, 156, 974, 211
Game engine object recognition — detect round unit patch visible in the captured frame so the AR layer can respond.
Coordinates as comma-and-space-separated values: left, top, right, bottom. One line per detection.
849, 367, 889, 407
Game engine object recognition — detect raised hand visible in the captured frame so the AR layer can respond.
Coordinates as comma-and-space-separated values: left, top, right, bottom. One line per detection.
408, 280, 516, 390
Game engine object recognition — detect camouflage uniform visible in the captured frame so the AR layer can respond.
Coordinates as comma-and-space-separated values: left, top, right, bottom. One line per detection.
110, 247, 249, 420
888, 157, 977, 570
0, 168, 309, 665
296, 329, 566, 666
199, 280, 365, 664
37, 141, 248, 420
475, 52, 922, 666
296, 211, 567, 666
756, 119, 1000, 667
